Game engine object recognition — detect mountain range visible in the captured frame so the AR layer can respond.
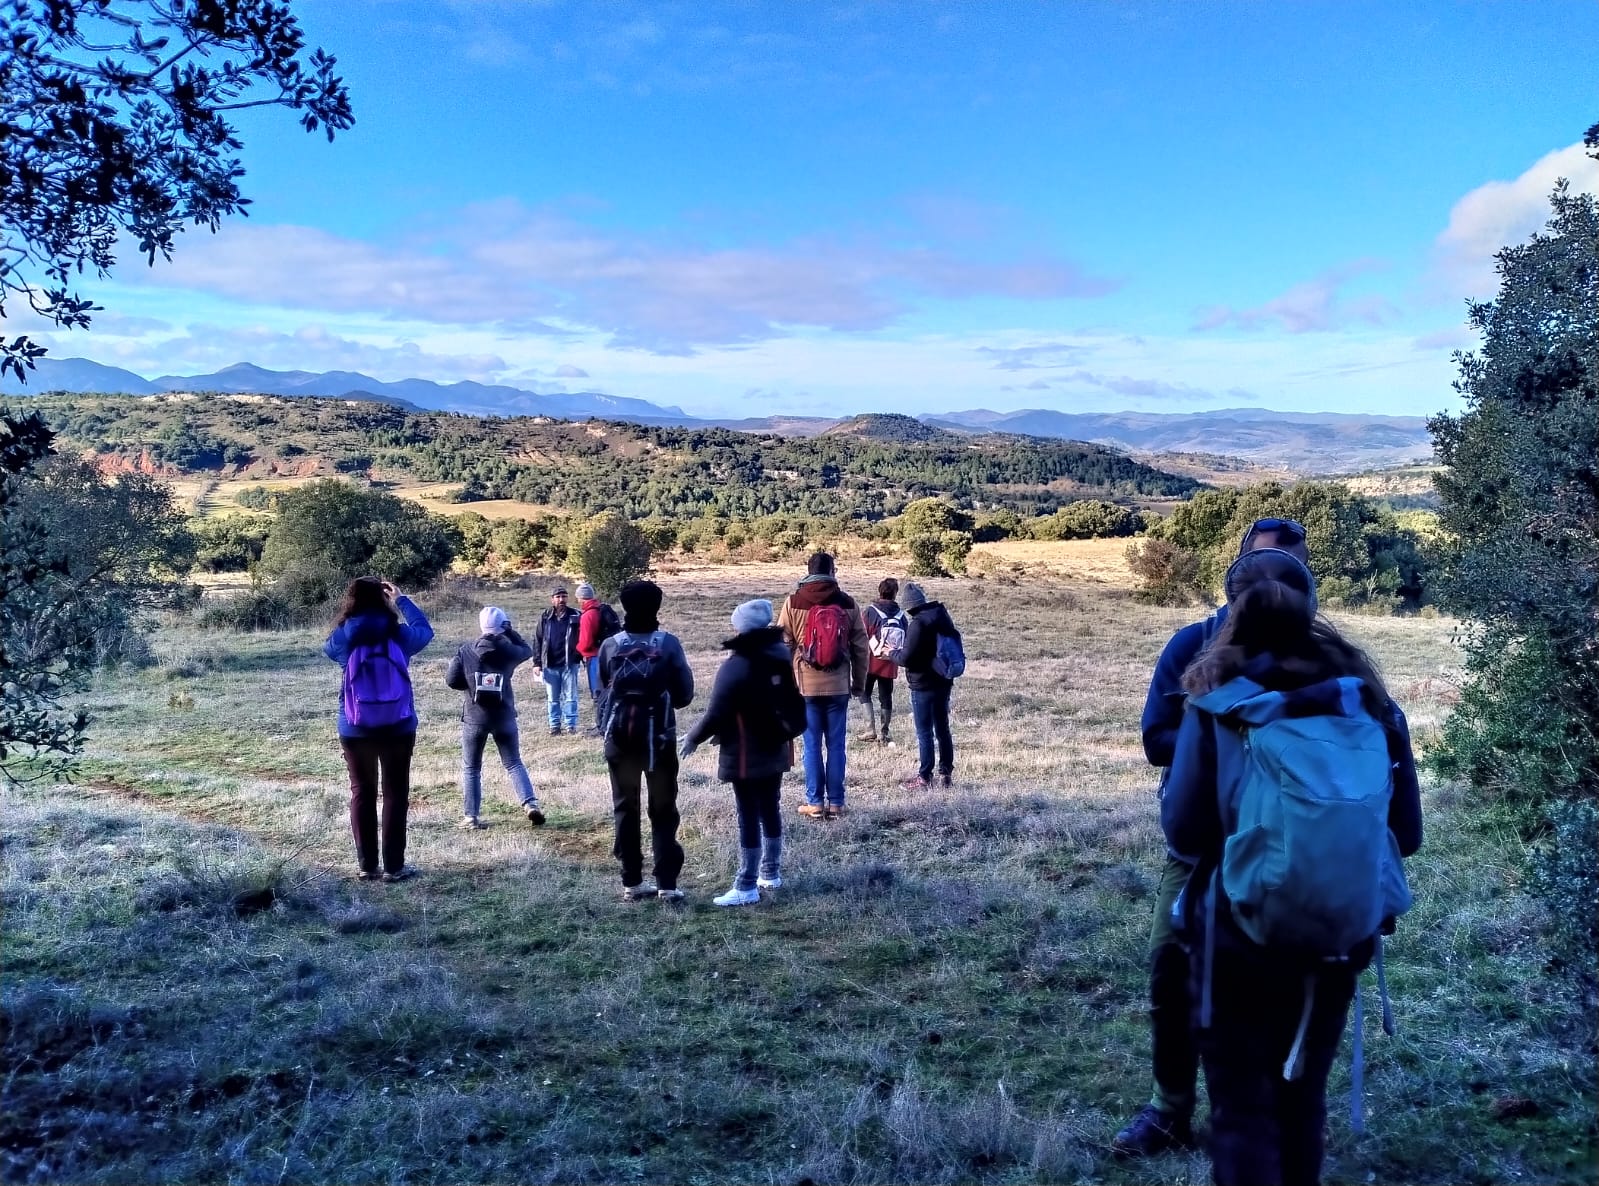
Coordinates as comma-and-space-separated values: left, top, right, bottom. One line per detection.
3, 356, 1434, 472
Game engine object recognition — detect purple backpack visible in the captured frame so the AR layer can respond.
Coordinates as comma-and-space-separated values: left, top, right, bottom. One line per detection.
342, 639, 412, 728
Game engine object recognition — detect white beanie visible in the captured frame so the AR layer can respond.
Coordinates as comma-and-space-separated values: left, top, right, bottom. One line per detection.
731, 598, 774, 634
479, 606, 509, 634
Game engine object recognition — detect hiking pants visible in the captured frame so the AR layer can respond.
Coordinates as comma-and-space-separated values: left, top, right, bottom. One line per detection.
1148, 854, 1200, 1120
542, 664, 580, 731
862, 673, 894, 739
461, 720, 537, 818
802, 694, 850, 808
340, 730, 415, 876
733, 774, 783, 849
1195, 947, 1357, 1186
608, 752, 684, 891
910, 684, 954, 781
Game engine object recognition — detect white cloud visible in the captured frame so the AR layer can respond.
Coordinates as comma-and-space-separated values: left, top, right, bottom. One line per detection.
1194, 259, 1395, 334
128, 203, 1116, 353
1430, 141, 1599, 299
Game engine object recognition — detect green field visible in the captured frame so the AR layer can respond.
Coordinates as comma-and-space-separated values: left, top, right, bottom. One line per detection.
2, 571, 1593, 1184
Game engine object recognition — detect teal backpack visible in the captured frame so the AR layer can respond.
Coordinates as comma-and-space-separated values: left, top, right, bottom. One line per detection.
1192, 675, 1413, 1133
1193, 676, 1412, 955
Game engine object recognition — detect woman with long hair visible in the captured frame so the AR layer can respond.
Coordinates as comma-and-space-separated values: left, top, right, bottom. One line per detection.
1161, 548, 1423, 1186
323, 576, 434, 882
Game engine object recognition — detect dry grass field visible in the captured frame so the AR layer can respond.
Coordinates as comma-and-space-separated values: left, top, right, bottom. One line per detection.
1, 565, 1594, 1184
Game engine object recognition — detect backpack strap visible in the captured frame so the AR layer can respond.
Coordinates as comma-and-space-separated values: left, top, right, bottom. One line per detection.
1282, 973, 1316, 1081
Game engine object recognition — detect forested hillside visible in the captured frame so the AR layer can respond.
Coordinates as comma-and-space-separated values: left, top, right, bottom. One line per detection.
31, 395, 1199, 521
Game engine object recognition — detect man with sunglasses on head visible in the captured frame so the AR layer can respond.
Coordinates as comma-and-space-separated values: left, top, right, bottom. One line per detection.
1112, 517, 1311, 1158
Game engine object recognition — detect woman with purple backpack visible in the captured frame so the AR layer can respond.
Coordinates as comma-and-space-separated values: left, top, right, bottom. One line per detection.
323, 577, 435, 883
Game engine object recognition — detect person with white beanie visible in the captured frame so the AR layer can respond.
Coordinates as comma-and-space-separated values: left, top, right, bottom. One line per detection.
679, 598, 805, 906
444, 605, 545, 829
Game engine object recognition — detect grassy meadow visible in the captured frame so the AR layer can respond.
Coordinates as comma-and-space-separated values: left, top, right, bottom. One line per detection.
2, 561, 1594, 1184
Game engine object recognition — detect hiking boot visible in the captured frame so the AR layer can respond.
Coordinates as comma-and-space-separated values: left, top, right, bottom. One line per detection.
1111, 1105, 1194, 1157
549, 726, 562, 737
938, 771, 953, 789
755, 875, 782, 890
525, 804, 546, 827
657, 888, 685, 904
457, 816, 484, 830
856, 730, 881, 743
796, 803, 826, 819
356, 868, 380, 881
824, 804, 846, 820
585, 725, 604, 738
382, 867, 417, 884
714, 886, 760, 907
901, 775, 930, 790
622, 883, 658, 902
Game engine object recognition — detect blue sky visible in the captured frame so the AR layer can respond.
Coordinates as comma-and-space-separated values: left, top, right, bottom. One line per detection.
29, 0, 1599, 418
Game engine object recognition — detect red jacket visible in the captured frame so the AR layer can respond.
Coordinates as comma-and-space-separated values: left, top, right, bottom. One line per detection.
577, 598, 604, 659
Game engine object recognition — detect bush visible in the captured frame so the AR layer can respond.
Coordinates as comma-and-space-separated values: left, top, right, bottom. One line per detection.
1527, 799, 1598, 972
906, 534, 946, 577
940, 530, 973, 575
1030, 500, 1140, 541
1126, 538, 1203, 605
191, 514, 270, 573
260, 479, 460, 591
570, 512, 651, 596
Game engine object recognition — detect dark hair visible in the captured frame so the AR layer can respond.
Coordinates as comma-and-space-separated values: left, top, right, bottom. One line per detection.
807, 551, 835, 576
1184, 560, 1389, 711
334, 576, 397, 628
879, 577, 899, 600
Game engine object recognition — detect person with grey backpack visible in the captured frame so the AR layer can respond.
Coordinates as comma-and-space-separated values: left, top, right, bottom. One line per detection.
1161, 547, 1422, 1186
445, 607, 545, 830
898, 582, 963, 790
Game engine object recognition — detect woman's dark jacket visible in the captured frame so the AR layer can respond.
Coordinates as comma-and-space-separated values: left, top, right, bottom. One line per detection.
683, 626, 801, 783
900, 601, 959, 692
1161, 651, 1423, 965
445, 627, 534, 729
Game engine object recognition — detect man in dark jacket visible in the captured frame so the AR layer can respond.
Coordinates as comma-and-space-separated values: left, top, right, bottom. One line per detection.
444, 606, 544, 829
1113, 517, 1313, 1157
534, 585, 583, 735
680, 598, 804, 906
898, 581, 960, 790
597, 580, 695, 902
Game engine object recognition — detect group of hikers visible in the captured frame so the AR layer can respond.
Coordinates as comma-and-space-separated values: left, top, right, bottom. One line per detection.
322, 519, 1422, 1186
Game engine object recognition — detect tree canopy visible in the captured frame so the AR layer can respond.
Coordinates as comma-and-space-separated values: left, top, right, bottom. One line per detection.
1, 0, 353, 379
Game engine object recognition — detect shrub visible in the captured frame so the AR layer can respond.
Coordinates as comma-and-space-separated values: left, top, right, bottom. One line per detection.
940, 530, 973, 575
191, 514, 270, 573
906, 534, 946, 577
1527, 799, 1599, 971
1126, 538, 1203, 605
570, 512, 651, 596
259, 479, 460, 591
1031, 500, 1140, 541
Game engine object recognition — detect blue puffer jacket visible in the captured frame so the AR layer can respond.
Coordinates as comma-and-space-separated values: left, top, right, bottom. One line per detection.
323, 595, 435, 737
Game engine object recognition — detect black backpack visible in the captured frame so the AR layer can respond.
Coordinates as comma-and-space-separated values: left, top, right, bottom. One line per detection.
746, 650, 806, 745
605, 632, 671, 765
596, 603, 623, 642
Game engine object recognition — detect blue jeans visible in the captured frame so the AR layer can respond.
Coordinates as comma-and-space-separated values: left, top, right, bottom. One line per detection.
542, 664, 579, 731
802, 694, 850, 807
911, 683, 954, 781
461, 721, 537, 817
585, 655, 601, 698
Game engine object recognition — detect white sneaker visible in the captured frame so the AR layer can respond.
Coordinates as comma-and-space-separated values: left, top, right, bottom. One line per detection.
714, 886, 760, 907
657, 888, 685, 903
756, 876, 782, 890
456, 816, 483, 830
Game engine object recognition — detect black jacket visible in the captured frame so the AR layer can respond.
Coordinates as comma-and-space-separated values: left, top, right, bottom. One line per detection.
535, 607, 583, 668
683, 626, 802, 783
901, 601, 960, 691
445, 628, 535, 728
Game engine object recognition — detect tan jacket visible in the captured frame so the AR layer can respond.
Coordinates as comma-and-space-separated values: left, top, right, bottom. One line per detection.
777, 576, 869, 698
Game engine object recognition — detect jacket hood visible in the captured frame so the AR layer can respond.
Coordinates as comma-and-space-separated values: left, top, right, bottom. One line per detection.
721, 625, 787, 656
580, 597, 600, 611
908, 600, 945, 615
1192, 673, 1374, 725
472, 632, 520, 660
871, 599, 901, 615
341, 612, 397, 646
792, 577, 850, 610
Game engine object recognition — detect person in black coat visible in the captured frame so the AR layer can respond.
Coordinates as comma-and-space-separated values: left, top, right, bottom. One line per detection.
444, 606, 544, 829
898, 582, 960, 789
680, 599, 804, 907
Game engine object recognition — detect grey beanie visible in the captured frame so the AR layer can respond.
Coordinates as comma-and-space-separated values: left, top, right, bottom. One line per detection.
479, 606, 509, 634
731, 598, 774, 634
900, 582, 927, 610
576, 582, 596, 600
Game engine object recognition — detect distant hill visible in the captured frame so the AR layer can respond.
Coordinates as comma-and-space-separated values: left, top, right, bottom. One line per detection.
31, 392, 1200, 521
820, 413, 950, 443
2, 357, 685, 422
931, 408, 1433, 472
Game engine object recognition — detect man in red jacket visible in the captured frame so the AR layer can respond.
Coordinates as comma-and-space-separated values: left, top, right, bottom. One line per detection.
576, 581, 620, 735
